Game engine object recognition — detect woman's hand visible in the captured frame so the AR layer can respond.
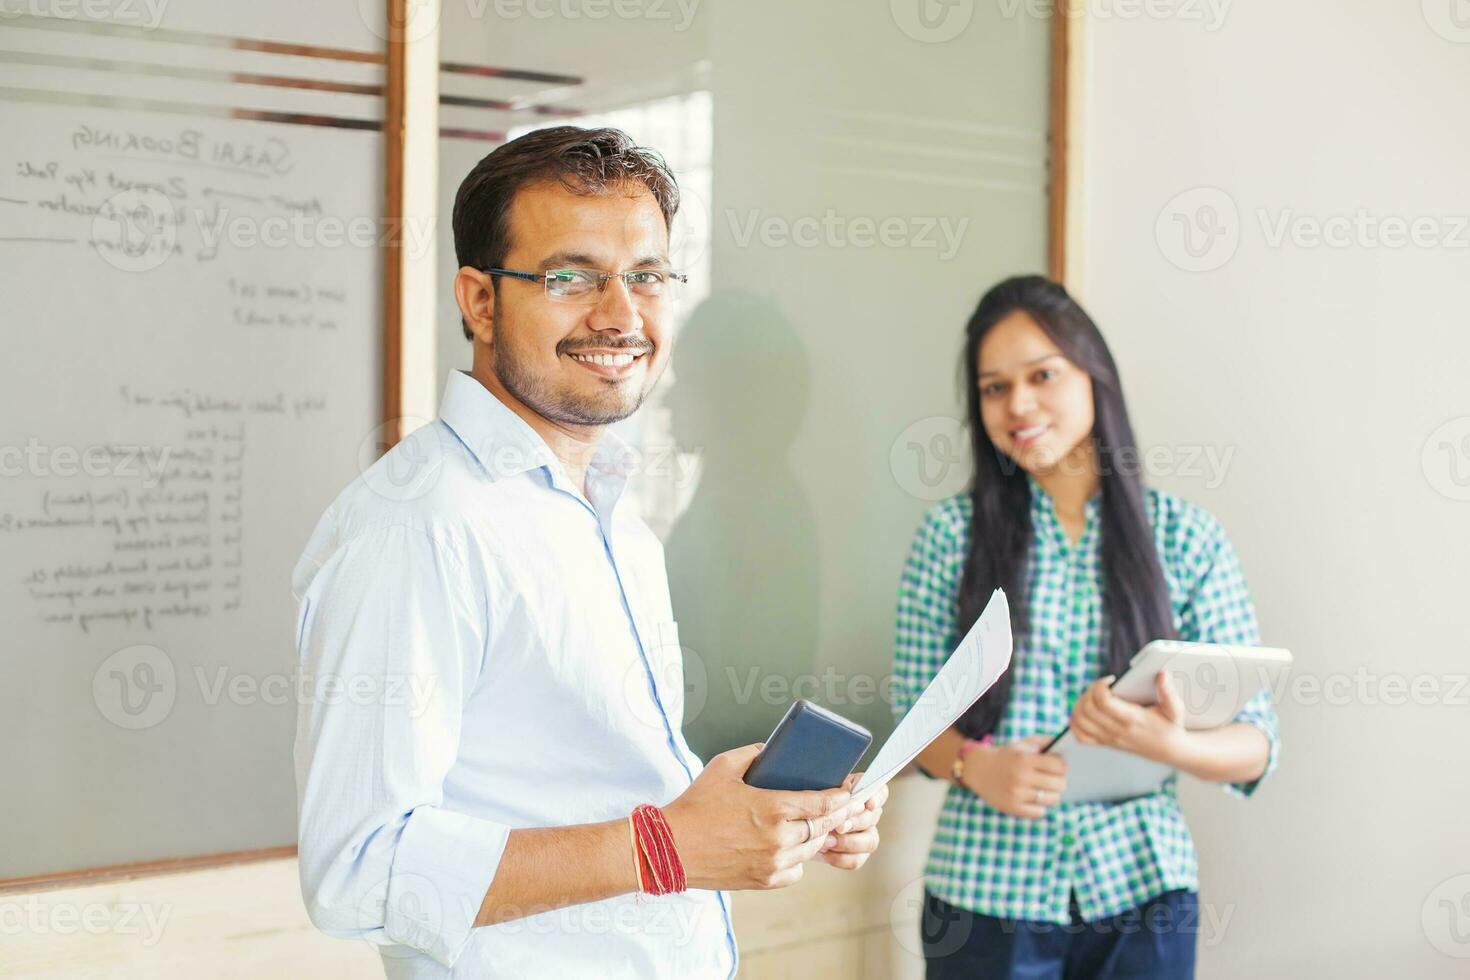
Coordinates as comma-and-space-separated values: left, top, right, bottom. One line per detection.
962, 734, 1067, 819
1069, 671, 1187, 765
814, 775, 888, 871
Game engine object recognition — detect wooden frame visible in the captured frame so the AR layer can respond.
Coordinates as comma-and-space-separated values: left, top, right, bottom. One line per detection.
0, 846, 298, 896
1048, 3, 1071, 283
0, 0, 409, 894
382, 0, 407, 451
3, 2, 1075, 893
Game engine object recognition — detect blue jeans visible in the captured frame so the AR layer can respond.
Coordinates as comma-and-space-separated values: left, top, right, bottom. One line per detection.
921, 889, 1199, 979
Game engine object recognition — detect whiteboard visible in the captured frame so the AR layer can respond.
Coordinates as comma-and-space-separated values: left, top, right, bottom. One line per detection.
0, 46, 382, 876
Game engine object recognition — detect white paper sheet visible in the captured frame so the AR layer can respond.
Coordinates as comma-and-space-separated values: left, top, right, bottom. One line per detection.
853, 589, 1012, 803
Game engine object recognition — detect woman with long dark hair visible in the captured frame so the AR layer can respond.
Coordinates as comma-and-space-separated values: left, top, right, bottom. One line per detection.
893, 276, 1280, 978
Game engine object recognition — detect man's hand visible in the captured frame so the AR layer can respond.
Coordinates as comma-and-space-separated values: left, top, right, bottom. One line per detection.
1069, 671, 1187, 765
662, 744, 866, 891
815, 774, 886, 871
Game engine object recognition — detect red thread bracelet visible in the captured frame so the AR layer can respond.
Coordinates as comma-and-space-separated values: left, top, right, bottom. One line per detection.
636, 805, 684, 894
630, 804, 687, 896
632, 805, 676, 899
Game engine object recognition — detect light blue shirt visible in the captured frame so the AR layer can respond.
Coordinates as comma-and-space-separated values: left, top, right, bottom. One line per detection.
292, 370, 738, 979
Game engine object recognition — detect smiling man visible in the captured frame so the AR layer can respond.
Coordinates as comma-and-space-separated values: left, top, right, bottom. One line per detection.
291, 127, 887, 979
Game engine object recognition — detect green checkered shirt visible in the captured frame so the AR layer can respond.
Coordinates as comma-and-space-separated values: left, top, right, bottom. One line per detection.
891, 479, 1280, 924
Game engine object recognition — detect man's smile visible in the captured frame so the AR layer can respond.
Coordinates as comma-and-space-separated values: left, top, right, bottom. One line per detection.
563, 347, 651, 379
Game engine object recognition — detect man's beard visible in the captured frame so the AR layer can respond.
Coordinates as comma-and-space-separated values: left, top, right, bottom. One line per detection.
493, 335, 653, 426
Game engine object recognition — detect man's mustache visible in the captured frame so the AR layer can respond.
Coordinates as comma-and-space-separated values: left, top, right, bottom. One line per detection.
558, 338, 655, 355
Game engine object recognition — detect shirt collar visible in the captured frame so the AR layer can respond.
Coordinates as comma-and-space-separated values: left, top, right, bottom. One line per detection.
1026, 473, 1101, 547
437, 369, 638, 505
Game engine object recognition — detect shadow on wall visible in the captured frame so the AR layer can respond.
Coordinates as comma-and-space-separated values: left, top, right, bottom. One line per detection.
664, 291, 820, 761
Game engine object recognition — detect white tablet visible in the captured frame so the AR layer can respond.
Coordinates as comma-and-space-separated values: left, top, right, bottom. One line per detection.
1045, 639, 1292, 804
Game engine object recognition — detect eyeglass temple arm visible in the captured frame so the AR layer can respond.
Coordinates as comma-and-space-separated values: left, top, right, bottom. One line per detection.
482, 268, 542, 284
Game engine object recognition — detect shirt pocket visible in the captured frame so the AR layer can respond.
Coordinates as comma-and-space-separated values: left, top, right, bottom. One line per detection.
643, 619, 694, 728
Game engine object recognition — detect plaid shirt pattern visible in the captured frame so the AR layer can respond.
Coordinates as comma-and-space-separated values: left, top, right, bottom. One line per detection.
892, 480, 1280, 923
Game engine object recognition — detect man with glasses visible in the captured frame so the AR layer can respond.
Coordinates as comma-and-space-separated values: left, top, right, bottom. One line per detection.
291, 127, 887, 979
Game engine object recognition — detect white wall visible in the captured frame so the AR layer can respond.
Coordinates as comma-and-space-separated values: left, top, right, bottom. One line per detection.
1075, 2, 1470, 975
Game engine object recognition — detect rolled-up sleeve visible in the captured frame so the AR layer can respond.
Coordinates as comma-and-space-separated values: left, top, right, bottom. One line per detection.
292, 521, 508, 967
1176, 518, 1281, 799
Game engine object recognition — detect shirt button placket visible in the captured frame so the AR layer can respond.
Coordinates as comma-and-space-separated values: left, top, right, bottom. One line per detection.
1055, 810, 1079, 919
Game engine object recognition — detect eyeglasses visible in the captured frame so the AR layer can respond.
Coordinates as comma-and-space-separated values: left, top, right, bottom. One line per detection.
484, 267, 688, 305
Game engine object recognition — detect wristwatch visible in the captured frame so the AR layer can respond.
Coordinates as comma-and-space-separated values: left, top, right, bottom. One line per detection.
950, 735, 992, 783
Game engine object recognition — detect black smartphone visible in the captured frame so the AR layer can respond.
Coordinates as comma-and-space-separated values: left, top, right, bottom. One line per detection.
742, 699, 873, 792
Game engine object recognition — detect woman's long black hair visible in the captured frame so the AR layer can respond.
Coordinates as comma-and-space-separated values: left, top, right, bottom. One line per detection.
954, 275, 1176, 739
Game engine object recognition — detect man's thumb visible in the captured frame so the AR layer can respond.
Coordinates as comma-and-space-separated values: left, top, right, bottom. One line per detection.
718, 742, 765, 774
